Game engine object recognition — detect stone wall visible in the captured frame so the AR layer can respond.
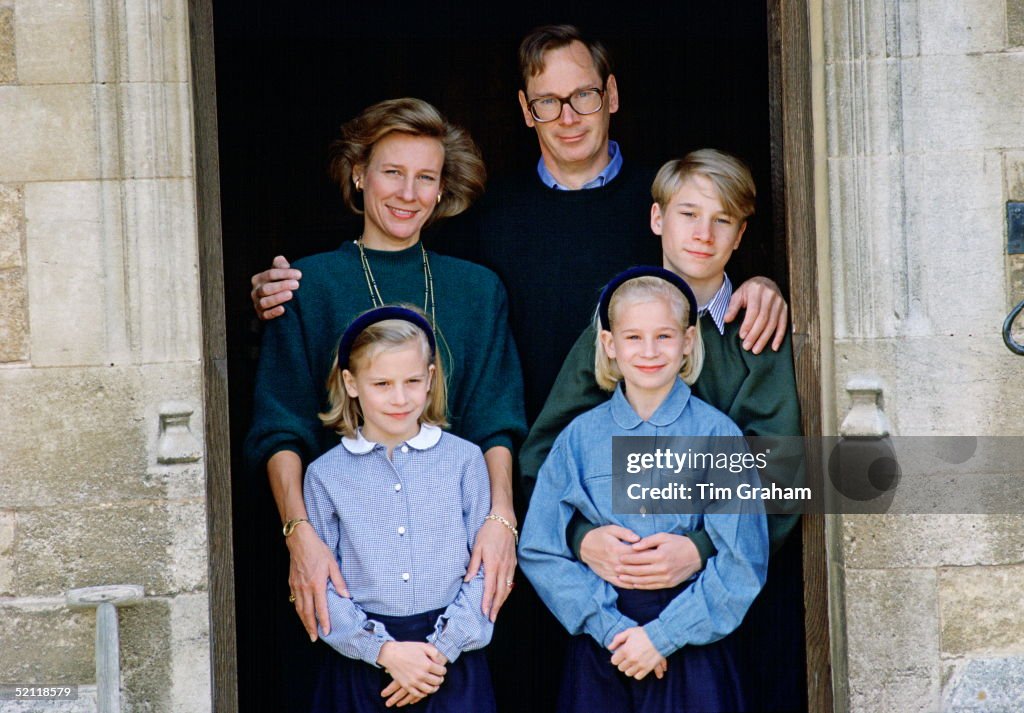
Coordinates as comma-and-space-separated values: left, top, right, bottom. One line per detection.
0, 0, 211, 711
822, 0, 1024, 710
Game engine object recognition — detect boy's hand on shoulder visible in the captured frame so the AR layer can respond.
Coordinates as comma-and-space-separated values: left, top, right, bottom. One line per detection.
725, 276, 788, 353
608, 627, 666, 680
378, 642, 447, 707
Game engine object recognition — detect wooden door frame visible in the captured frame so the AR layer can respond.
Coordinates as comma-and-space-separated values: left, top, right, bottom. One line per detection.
768, 0, 834, 711
188, 0, 239, 710
189, 0, 833, 709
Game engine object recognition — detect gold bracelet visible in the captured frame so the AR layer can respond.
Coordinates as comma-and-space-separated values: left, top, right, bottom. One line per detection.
282, 518, 310, 537
485, 513, 519, 546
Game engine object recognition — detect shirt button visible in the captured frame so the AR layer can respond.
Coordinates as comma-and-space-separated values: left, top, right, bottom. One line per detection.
394, 483, 402, 492
640, 506, 647, 516
398, 526, 406, 535
401, 572, 410, 581
401, 445, 409, 453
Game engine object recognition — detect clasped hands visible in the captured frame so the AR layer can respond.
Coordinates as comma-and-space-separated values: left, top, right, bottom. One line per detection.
580, 524, 701, 680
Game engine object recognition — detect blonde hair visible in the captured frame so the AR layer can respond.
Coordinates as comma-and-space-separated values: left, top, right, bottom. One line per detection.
328, 97, 486, 224
594, 276, 705, 391
651, 148, 756, 221
320, 313, 448, 438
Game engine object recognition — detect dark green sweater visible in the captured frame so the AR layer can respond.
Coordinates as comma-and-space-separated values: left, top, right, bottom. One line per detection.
244, 240, 527, 473
433, 162, 661, 422
519, 312, 803, 562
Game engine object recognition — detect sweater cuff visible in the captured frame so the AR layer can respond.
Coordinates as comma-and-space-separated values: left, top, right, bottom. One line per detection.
569, 513, 597, 560
478, 432, 514, 456
687, 529, 716, 569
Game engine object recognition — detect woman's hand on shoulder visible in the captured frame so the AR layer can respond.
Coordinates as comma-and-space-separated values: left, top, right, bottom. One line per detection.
286, 523, 347, 641
468, 511, 518, 622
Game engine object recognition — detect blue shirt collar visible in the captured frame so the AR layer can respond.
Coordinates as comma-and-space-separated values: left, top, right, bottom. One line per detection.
537, 140, 623, 190
341, 423, 443, 455
699, 273, 733, 335
609, 377, 692, 430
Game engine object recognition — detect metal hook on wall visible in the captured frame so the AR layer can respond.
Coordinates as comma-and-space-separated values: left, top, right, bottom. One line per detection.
1003, 298, 1024, 355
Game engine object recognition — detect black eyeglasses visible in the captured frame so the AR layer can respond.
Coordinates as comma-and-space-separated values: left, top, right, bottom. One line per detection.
527, 88, 606, 122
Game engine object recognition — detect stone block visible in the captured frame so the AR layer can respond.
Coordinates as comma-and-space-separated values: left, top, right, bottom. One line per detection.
890, 336, 1024, 436
122, 0, 189, 83
14, 502, 173, 596
845, 568, 940, 711
824, 0, 892, 62
24, 181, 126, 366
944, 657, 1024, 710
826, 58, 904, 159
843, 514, 1024, 569
0, 511, 13, 553
167, 500, 208, 593
0, 602, 94, 682
828, 157, 906, 339
1006, 150, 1024, 200
168, 593, 211, 712
901, 54, 1024, 153
0, 366, 155, 509
1010, 0, 1024, 47
917, 0, 1007, 55
0, 268, 29, 362
0, 86, 99, 183
106, 82, 194, 179
940, 565, 1024, 655
0, 183, 24, 268
119, 597, 172, 712
13, 0, 92, 84
128, 179, 202, 363
0, 7, 14, 84
899, 151, 1004, 335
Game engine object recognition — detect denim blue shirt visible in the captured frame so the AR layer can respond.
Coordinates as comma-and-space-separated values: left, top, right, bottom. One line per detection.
303, 424, 493, 665
537, 140, 623, 190
518, 378, 768, 658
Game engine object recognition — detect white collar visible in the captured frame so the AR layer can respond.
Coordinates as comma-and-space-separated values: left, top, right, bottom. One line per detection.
341, 423, 443, 455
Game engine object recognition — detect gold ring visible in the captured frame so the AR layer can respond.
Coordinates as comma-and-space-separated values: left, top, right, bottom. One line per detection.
288, 594, 296, 603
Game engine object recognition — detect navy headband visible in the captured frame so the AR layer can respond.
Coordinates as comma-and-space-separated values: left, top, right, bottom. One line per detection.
598, 266, 699, 331
337, 306, 436, 370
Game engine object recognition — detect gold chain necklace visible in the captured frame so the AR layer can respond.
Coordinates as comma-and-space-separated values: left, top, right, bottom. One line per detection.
356, 238, 436, 329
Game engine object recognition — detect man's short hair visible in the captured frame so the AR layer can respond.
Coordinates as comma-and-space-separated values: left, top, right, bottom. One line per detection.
518, 24, 612, 90
651, 149, 757, 221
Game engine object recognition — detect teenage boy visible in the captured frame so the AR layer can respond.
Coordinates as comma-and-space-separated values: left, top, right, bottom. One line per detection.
520, 149, 805, 711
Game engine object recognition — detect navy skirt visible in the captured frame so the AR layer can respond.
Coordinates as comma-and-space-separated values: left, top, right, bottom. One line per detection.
310, 608, 496, 713
558, 584, 747, 713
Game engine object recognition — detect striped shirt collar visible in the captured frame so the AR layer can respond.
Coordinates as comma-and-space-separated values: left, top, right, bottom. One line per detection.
537, 140, 623, 190
699, 274, 733, 335
341, 423, 443, 455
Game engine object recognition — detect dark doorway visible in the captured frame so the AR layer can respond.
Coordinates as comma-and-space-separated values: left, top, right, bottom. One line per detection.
212, 3, 799, 712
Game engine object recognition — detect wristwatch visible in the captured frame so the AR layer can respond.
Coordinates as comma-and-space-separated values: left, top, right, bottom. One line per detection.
282, 518, 310, 537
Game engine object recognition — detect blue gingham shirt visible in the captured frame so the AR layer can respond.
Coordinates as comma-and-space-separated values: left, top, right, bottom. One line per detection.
700, 273, 733, 335
519, 378, 768, 658
303, 424, 493, 665
538, 140, 623, 190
